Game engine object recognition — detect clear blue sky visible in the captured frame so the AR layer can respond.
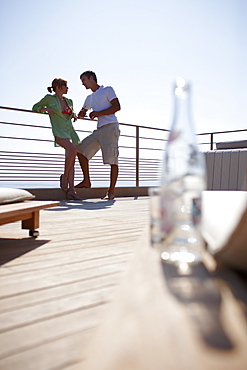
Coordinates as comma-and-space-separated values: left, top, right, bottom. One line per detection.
0, 0, 246, 136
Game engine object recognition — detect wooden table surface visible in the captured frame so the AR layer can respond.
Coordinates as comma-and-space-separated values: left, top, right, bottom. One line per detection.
81, 191, 247, 370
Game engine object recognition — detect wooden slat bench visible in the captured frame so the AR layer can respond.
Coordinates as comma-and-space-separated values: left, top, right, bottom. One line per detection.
0, 200, 60, 237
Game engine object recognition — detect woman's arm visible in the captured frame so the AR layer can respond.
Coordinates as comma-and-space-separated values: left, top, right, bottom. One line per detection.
32, 95, 55, 115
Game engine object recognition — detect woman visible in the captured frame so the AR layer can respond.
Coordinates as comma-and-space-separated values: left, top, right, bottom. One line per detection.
32, 78, 80, 200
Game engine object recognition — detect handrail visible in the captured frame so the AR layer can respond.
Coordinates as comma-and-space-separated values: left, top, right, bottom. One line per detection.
0, 105, 170, 188
197, 128, 247, 151
1, 105, 247, 188
2, 105, 247, 135
0, 105, 169, 131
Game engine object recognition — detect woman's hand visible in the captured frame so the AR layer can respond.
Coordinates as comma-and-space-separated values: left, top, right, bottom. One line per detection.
40, 108, 55, 115
46, 108, 55, 115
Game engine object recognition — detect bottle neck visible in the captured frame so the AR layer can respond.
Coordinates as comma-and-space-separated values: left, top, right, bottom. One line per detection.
162, 81, 205, 185
171, 84, 195, 141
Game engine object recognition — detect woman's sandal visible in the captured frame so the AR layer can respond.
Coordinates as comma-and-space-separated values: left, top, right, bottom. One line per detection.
60, 174, 68, 192
66, 190, 81, 200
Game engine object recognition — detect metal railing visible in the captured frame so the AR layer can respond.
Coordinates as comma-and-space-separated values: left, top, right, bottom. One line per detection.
0, 105, 247, 188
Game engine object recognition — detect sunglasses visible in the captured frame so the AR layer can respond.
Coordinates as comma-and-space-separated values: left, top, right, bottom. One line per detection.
61, 83, 68, 88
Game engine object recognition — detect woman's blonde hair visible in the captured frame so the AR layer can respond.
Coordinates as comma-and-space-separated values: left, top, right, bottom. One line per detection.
47, 78, 67, 93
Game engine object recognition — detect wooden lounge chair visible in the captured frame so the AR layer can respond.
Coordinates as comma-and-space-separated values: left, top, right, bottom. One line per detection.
0, 200, 60, 237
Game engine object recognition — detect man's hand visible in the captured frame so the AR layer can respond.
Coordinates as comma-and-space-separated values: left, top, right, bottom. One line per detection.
78, 108, 87, 118
89, 98, 121, 120
89, 111, 100, 120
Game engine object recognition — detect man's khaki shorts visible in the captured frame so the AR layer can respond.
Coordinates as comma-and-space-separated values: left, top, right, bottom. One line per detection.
77, 122, 120, 165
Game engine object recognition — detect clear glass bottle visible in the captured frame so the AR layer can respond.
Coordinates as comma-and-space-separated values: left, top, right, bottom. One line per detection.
160, 77, 206, 267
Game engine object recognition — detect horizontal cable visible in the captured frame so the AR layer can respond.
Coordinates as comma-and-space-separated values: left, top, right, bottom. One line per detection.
2, 104, 241, 187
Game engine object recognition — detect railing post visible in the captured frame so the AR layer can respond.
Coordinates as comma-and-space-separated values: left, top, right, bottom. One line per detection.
136, 126, 139, 187
210, 133, 213, 150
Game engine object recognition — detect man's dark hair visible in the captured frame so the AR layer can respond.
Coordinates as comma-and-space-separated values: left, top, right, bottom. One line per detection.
80, 70, 97, 83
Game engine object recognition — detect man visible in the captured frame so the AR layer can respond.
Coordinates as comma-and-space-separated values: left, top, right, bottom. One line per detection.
76, 71, 121, 200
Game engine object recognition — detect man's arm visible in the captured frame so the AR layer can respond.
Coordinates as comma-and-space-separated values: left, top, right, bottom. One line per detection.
89, 98, 121, 120
78, 108, 88, 118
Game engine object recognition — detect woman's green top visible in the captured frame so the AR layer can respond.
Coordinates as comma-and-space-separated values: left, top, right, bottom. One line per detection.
32, 94, 80, 146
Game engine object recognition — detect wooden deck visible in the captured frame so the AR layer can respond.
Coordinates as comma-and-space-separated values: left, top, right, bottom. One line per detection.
0, 196, 149, 369
1, 192, 247, 370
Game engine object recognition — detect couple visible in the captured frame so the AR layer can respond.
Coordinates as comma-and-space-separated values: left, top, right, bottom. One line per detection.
32, 71, 121, 200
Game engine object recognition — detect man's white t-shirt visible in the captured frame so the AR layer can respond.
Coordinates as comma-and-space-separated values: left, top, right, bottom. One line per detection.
83, 85, 119, 128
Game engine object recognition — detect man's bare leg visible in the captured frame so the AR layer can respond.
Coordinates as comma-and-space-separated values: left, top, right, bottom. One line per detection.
102, 164, 118, 200
75, 153, 91, 188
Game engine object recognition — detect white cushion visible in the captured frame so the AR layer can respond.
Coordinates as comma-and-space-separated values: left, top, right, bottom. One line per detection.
0, 188, 35, 205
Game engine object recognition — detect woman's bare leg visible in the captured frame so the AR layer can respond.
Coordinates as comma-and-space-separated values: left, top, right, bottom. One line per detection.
55, 137, 77, 192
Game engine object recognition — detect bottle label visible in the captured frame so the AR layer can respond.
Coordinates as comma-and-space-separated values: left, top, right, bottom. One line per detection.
192, 197, 202, 225
160, 191, 175, 233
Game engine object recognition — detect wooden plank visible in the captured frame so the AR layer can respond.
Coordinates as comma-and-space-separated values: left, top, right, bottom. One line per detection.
0, 197, 150, 368
0, 273, 123, 312
0, 226, 144, 253
0, 245, 135, 275
0, 211, 33, 226
212, 150, 223, 190
0, 201, 60, 221
0, 304, 106, 360
0, 285, 116, 333
0, 328, 93, 370
81, 230, 247, 370
22, 211, 39, 230
229, 151, 239, 190
0, 258, 130, 297
205, 151, 215, 190
0, 200, 59, 238
1, 194, 247, 369
238, 150, 247, 190
220, 150, 231, 190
